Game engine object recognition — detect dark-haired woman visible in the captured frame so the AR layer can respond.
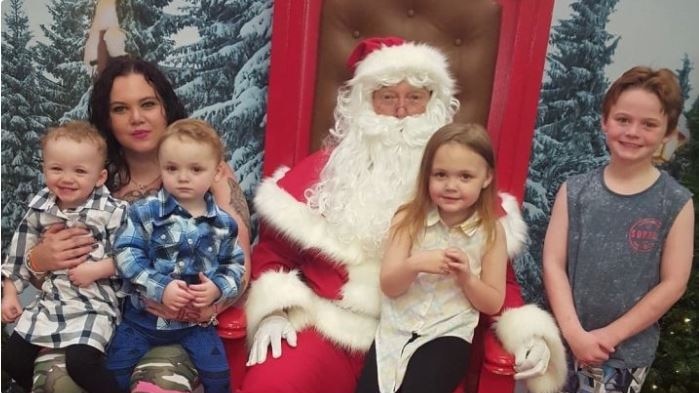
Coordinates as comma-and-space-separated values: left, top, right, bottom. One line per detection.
28, 56, 251, 393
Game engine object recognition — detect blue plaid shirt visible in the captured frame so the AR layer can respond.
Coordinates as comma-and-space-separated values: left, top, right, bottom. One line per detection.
114, 189, 244, 329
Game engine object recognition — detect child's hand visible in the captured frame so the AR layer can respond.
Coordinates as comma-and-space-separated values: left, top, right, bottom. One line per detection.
68, 262, 103, 287
568, 329, 612, 365
188, 272, 221, 308
445, 247, 472, 284
1, 296, 23, 323
410, 249, 451, 275
162, 280, 195, 311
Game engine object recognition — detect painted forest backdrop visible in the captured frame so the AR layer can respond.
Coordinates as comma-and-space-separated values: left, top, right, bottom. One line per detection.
1, 0, 272, 257
1, 0, 698, 392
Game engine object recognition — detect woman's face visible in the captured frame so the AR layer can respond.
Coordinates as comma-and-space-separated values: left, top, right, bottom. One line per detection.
109, 73, 168, 156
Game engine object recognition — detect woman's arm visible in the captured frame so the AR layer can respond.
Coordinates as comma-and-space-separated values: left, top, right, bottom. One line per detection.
593, 199, 694, 349
210, 164, 252, 290
449, 221, 507, 315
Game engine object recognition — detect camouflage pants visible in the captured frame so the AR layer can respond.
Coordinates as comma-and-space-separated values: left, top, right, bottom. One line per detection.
562, 360, 649, 393
32, 345, 203, 393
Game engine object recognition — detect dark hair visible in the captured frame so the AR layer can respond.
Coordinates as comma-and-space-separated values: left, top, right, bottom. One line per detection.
88, 56, 188, 191
602, 66, 683, 135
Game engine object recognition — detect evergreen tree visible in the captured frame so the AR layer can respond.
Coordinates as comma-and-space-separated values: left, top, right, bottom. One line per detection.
1, 0, 50, 256
166, 0, 273, 199
34, 0, 95, 123
517, 0, 620, 304
117, 0, 179, 63
62, 0, 181, 121
643, 94, 699, 393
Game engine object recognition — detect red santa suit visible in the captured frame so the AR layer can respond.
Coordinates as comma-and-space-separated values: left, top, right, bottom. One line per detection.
242, 37, 566, 393
242, 151, 565, 393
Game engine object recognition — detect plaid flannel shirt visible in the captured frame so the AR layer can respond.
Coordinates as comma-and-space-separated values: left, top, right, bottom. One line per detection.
0, 186, 128, 351
114, 189, 244, 330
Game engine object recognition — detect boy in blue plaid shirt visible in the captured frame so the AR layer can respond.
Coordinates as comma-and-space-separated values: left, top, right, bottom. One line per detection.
106, 119, 245, 393
1, 121, 128, 393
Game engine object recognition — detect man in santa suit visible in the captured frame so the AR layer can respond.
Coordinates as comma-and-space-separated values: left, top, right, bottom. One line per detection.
242, 37, 566, 393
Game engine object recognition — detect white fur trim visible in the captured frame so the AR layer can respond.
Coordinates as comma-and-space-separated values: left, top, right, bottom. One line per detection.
495, 305, 567, 393
270, 166, 290, 181
245, 270, 315, 344
350, 42, 456, 101
254, 177, 366, 267
245, 269, 379, 351
498, 192, 528, 257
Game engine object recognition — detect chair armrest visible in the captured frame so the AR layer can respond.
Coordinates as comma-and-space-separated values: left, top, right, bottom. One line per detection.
217, 306, 247, 339
481, 264, 524, 375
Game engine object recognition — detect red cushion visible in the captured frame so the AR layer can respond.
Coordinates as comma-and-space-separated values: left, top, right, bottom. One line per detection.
217, 306, 247, 339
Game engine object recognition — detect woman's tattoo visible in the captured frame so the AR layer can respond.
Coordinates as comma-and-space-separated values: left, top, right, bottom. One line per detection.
228, 178, 251, 230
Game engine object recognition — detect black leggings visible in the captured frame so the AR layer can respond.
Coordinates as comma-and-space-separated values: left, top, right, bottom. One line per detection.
1, 331, 125, 393
356, 336, 470, 393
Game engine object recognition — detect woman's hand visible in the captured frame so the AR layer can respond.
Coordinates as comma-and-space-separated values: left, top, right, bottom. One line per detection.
31, 224, 95, 272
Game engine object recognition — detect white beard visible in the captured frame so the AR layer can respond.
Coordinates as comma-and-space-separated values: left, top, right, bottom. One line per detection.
305, 109, 449, 259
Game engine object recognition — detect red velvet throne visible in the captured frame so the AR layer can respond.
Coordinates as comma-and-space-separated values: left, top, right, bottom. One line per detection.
218, 1, 554, 392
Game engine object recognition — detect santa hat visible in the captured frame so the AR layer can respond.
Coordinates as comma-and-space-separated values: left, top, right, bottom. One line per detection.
346, 36, 457, 102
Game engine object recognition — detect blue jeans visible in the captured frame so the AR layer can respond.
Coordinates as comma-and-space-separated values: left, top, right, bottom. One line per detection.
106, 319, 230, 393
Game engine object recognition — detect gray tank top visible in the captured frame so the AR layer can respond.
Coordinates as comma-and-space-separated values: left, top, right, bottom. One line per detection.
566, 167, 691, 368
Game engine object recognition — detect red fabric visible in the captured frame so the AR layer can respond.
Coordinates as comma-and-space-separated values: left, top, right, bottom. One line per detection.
250, 151, 348, 300
345, 36, 406, 73
240, 329, 365, 393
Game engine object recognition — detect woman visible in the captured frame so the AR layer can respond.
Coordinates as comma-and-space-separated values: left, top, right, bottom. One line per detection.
27, 56, 251, 393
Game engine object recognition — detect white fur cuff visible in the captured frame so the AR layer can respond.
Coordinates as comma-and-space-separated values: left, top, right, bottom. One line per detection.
495, 305, 567, 393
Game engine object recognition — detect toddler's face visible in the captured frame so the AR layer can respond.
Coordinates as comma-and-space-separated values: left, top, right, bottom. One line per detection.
43, 138, 107, 210
158, 137, 222, 205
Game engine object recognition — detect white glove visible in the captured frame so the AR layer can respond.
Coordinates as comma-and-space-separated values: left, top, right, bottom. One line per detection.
246, 314, 298, 366
514, 337, 550, 380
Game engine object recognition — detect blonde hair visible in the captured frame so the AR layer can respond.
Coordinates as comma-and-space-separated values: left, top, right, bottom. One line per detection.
159, 118, 225, 162
392, 123, 498, 247
41, 121, 107, 165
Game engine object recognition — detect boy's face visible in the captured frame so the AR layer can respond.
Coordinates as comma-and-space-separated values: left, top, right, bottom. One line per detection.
43, 138, 107, 210
602, 88, 669, 165
159, 137, 223, 206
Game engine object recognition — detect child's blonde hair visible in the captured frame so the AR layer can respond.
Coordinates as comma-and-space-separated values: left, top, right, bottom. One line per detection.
392, 123, 498, 247
41, 121, 107, 166
159, 118, 225, 162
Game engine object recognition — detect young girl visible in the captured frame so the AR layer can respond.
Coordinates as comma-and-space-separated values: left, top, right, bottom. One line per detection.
544, 67, 693, 392
356, 123, 508, 393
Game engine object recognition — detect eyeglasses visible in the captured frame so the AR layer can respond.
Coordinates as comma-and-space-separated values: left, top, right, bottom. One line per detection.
372, 87, 431, 113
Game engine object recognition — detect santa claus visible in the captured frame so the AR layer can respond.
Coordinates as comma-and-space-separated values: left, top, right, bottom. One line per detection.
242, 37, 566, 393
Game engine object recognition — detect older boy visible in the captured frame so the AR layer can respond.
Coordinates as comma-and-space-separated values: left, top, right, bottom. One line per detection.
544, 67, 694, 393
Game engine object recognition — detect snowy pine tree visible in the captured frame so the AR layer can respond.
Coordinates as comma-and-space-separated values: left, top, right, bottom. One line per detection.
117, 0, 179, 63
34, 0, 95, 123
517, 0, 620, 304
1, 0, 50, 256
166, 0, 273, 200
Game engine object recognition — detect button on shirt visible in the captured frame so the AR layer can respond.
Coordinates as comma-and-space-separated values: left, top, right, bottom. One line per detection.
375, 209, 485, 393
114, 189, 245, 330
